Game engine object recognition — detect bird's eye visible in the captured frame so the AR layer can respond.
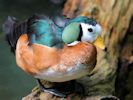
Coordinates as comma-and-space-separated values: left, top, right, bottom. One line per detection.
88, 28, 93, 32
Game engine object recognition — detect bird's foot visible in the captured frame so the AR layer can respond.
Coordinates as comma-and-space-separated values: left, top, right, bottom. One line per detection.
74, 81, 85, 94
100, 95, 120, 100
37, 79, 72, 98
37, 79, 85, 98
40, 87, 67, 98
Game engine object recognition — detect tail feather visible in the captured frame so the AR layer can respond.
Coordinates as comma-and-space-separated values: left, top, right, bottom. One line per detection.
3, 14, 46, 53
3, 16, 27, 53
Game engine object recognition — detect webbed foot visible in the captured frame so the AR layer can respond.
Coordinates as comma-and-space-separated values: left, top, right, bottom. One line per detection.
37, 79, 85, 98
100, 95, 120, 100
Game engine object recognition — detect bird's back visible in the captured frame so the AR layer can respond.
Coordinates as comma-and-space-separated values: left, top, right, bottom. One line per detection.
3, 16, 28, 53
27, 15, 64, 48
3, 15, 64, 53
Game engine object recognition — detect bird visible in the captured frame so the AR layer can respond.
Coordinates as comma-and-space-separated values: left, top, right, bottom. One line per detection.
3, 15, 105, 97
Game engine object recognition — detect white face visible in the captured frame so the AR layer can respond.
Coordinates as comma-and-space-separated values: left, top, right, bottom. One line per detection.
80, 23, 102, 42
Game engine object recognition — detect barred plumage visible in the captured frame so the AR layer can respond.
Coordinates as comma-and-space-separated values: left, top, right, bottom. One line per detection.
3, 16, 28, 53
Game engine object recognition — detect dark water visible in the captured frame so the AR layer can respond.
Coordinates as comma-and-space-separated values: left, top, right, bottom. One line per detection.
0, 0, 64, 99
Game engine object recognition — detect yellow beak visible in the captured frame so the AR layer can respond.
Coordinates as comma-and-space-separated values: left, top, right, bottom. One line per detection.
93, 35, 105, 50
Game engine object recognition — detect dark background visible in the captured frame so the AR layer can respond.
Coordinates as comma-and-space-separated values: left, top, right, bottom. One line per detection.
0, 0, 65, 99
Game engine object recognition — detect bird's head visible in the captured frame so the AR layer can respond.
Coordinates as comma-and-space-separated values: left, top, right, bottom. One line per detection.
62, 16, 105, 49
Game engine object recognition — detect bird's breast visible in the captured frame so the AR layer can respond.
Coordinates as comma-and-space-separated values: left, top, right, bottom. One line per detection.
59, 42, 97, 66
16, 34, 97, 82
34, 42, 97, 82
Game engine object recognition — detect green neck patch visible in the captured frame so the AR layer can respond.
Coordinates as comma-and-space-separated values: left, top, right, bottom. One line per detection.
62, 22, 80, 44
